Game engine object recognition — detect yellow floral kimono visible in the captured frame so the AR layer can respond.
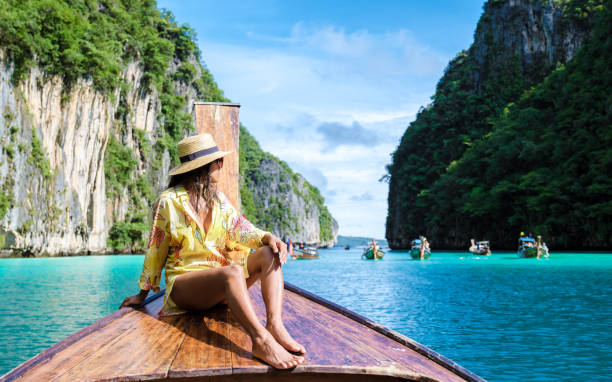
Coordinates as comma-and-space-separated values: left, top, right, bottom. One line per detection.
138, 185, 268, 316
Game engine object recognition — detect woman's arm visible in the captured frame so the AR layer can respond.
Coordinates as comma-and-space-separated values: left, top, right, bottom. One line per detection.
221, 193, 269, 247
119, 289, 149, 308
219, 193, 288, 263
262, 232, 288, 264
120, 197, 171, 309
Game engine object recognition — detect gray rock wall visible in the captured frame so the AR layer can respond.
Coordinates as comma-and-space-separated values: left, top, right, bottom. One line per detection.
0, 51, 163, 256
0, 50, 337, 256
472, 0, 593, 87
246, 157, 338, 247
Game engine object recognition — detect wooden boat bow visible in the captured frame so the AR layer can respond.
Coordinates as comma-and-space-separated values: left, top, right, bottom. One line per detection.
3, 282, 485, 382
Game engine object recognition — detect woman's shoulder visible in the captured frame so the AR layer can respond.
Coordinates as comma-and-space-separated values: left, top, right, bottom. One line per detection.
152, 186, 185, 208
159, 185, 187, 199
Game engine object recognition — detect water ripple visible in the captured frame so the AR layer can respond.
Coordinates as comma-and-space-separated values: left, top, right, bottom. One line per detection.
0, 251, 611, 381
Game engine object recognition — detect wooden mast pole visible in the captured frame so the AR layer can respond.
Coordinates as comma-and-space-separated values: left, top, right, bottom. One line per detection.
192, 102, 241, 208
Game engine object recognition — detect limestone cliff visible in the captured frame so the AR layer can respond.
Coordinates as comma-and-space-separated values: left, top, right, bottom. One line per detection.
0, 2, 337, 256
0, 50, 180, 255
471, 0, 595, 87
386, 0, 604, 249
239, 127, 338, 248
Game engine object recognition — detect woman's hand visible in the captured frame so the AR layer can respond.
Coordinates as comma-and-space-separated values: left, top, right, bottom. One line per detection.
264, 234, 288, 264
119, 290, 148, 309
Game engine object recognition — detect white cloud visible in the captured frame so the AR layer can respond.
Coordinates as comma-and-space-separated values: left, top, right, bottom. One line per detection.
350, 192, 374, 201
249, 23, 447, 76
317, 121, 380, 149
198, 23, 450, 237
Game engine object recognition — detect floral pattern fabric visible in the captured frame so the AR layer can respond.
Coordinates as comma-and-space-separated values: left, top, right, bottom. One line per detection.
138, 185, 268, 316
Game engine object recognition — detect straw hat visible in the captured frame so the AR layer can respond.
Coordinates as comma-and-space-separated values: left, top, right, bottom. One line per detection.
169, 133, 232, 176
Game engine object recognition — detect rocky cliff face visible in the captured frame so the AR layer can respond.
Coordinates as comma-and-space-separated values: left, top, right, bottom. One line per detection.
471, 0, 593, 87
239, 127, 338, 248
0, 51, 337, 256
386, 0, 601, 249
246, 157, 339, 247
0, 50, 168, 255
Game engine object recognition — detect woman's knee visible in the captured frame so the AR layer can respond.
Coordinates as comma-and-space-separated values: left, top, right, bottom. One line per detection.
261, 246, 280, 266
223, 264, 245, 281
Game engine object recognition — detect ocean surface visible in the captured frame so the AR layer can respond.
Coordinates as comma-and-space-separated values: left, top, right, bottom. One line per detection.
0, 249, 610, 381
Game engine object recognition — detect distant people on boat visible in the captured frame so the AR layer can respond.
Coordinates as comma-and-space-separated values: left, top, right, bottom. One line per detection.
518, 232, 535, 249
288, 239, 295, 258
536, 235, 550, 259
370, 238, 380, 251
119, 133, 304, 369
469, 239, 491, 255
363, 239, 385, 259
418, 236, 430, 259
518, 232, 549, 259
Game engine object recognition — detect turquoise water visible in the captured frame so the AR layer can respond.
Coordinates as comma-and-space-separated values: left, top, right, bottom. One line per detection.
0, 250, 611, 381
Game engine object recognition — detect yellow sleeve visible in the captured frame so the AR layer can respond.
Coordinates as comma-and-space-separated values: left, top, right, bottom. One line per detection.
138, 196, 171, 292
220, 193, 268, 249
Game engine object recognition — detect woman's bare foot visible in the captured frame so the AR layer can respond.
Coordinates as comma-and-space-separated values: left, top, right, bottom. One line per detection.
252, 332, 304, 369
266, 320, 306, 354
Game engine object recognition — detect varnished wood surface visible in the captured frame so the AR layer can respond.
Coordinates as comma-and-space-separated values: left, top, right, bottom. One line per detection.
3, 282, 485, 382
193, 102, 240, 208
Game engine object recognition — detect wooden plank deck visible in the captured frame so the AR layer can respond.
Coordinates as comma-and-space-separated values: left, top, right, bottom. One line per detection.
3, 282, 485, 382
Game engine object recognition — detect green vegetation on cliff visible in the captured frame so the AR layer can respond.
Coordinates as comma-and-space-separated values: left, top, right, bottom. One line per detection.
427, 5, 611, 248
0, 0, 229, 250
1, 0, 335, 251
28, 130, 52, 180
239, 126, 334, 241
0, 0, 227, 168
0, 0, 223, 96
386, 0, 609, 249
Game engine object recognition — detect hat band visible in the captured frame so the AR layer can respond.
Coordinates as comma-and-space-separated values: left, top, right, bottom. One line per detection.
179, 146, 219, 163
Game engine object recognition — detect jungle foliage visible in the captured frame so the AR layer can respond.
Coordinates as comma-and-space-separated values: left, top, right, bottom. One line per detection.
386, 0, 610, 249
0, 0, 226, 249
0, 0, 335, 249
239, 126, 334, 241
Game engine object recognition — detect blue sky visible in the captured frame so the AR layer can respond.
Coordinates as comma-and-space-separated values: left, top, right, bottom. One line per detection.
157, 0, 486, 239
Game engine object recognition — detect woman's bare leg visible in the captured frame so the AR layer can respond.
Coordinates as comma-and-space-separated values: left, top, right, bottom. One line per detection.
170, 265, 304, 369
246, 247, 305, 354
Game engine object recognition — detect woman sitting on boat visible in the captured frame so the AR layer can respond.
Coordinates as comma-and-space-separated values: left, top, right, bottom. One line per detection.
120, 134, 305, 369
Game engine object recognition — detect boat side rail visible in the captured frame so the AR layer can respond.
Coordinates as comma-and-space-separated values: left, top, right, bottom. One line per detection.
284, 282, 486, 382
0, 290, 166, 382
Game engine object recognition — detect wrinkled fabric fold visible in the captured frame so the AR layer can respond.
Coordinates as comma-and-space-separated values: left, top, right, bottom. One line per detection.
138, 185, 268, 315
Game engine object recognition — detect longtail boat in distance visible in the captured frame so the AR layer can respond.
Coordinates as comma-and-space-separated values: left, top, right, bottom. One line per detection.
469, 240, 491, 256
3, 281, 486, 382
293, 248, 319, 259
362, 247, 385, 260
410, 237, 431, 260
518, 237, 538, 258
289, 240, 318, 259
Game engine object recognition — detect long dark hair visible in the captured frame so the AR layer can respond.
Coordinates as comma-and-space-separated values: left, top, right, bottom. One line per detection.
168, 163, 219, 215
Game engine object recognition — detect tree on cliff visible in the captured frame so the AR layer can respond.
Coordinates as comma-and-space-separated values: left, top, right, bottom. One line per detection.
385, 0, 609, 249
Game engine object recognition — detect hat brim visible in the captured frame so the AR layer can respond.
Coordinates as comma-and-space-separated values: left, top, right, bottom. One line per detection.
168, 150, 232, 176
